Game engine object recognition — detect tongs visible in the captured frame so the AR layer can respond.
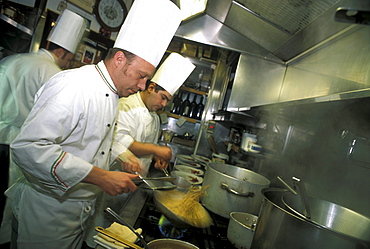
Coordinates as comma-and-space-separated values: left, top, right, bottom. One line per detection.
133, 173, 176, 190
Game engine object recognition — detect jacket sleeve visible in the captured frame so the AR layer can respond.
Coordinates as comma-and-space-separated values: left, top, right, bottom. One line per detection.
10, 73, 93, 196
110, 100, 138, 162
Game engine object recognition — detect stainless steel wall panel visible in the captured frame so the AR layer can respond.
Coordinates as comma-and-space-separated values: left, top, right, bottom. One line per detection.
280, 26, 370, 102
227, 54, 286, 110
205, 0, 232, 23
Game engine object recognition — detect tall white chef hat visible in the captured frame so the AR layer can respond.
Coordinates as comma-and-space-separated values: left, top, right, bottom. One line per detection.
47, 9, 86, 53
151, 53, 195, 96
114, 0, 182, 67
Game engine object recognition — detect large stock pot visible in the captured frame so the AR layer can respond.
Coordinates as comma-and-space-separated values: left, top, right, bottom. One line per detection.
250, 188, 370, 249
201, 163, 270, 218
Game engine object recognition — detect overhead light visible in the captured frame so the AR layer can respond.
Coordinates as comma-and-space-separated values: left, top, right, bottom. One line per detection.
174, 0, 208, 21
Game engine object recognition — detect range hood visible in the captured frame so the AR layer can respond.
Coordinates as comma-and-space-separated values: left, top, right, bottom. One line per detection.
174, 0, 370, 63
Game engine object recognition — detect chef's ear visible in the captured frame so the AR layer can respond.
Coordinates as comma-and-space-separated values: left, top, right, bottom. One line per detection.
114, 50, 127, 67
147, 82, 157, 92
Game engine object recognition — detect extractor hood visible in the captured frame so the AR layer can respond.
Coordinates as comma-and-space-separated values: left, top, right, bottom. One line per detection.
174, 0, 370, 63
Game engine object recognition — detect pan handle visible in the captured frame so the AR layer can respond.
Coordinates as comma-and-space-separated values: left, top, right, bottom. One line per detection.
221, 183, 254, 198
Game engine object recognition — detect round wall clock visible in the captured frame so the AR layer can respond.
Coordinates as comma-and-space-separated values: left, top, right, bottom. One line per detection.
94, 0, 127, 32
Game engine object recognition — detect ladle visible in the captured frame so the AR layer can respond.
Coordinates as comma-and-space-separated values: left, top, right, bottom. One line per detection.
277, 176, 311, 219
105, 207, 150, 249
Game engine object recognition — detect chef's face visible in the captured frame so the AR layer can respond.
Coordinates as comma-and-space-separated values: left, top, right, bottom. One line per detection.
57, 51, 75, 69
113, 52, 155, 97
147, 86, 172, 112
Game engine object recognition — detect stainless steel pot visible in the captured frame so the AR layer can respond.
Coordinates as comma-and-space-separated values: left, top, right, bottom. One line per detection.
148, 238, 199, 249
282, 192, 370, 242
227, 212, 258, 249
201, 163, 270, 217
251, 188, 370, 249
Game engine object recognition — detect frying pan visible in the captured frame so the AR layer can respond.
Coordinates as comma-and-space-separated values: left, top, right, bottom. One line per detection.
153, 188, 213, 229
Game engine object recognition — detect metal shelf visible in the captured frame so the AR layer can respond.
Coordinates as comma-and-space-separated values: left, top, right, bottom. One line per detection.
0, 13, 33, 36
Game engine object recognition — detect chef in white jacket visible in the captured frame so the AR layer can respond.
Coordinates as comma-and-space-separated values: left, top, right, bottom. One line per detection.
0, 9, 86, 246
112, 53, 195, 176
7, 0, 182, 248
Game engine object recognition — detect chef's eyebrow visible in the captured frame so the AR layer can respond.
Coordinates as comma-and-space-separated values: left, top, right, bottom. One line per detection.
161, 93, 170, 101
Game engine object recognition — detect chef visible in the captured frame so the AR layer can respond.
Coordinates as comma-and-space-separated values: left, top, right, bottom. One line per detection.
112, 53, 195, 176
7, 0, 182, 248
0, 9, 86, 246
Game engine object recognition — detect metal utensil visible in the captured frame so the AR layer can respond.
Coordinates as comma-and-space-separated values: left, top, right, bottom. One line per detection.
162, 168, 170, 177
104, 207, 149, 249
292, 176, 311, 219
277, 176, 298, 195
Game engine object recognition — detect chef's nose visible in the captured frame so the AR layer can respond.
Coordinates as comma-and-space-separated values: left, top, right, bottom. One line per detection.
138, 79, 146, 91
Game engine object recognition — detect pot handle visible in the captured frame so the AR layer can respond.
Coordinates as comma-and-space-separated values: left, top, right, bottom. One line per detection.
221, 183, 254, 198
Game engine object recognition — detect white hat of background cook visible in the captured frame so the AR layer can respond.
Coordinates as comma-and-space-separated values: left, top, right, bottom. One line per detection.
114, 0, 182, 67
47, 9, 86, 53
152, 53, 195, 96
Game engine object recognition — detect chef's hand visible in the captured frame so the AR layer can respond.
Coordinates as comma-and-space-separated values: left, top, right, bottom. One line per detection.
117, 149, 143, 174
83, 166, 139, 196
154, 145, 172, 162
153, 157, 168, 170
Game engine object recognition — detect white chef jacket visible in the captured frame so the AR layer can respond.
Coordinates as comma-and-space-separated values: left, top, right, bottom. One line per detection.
112, 92, 160, 176
0, 49, 61, 245
8, 61, 119, 248
0, 49, 60, 144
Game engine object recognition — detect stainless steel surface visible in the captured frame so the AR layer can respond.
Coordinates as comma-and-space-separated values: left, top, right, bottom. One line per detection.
174, 0, 369, 62
104, 207, 149, 249
227, 212, 257, 249
227, 54, 286, 111
251, 188, 370, 249
147, 238, 199, 249
282, 193, 370, 241
201, 163, 270, 217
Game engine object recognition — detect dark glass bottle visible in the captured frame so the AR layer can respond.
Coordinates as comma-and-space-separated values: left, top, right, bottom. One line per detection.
170, 91, 181, 114
180, 92, 191, 116
189, 94, 198, 119
195, 96, 204, 120
173, 91, 183, 114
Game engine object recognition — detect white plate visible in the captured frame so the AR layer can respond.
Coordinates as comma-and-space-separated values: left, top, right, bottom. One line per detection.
176, 160, 202, 168
171, 170, 203, 185
176, 154, 199, 164
174, 165, 204, 176
191, 154, 212, 165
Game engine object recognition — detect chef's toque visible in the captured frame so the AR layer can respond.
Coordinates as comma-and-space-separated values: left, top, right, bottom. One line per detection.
151, 53, 195, 96
113, 0, 182, 67
47, 9, 86, 53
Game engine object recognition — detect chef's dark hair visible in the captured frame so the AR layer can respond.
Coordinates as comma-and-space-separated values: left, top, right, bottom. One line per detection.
47, 42, 64, 51
105, 48, 136, 62
145, 81, 165, 92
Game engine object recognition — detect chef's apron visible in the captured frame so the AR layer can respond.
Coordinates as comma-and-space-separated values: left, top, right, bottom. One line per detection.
7, 178, 96, 249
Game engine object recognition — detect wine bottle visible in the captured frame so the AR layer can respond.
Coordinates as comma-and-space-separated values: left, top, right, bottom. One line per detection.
180, 92, 191, 116
173, 91, 183, 114
170, 91, 181, 114
195, 96, 204, 120
189, 94, 198, 119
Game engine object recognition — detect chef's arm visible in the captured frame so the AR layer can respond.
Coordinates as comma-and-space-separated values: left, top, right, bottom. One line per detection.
129, 141, 172, 162
82, 166, 139, 196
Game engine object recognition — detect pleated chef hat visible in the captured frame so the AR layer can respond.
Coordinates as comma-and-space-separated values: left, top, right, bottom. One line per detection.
114, 0, 182, 67
151, 53, 195, 96
47, 9, 86, 53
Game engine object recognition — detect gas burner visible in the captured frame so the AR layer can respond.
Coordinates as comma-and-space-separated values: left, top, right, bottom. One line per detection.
158, 215, 187, 239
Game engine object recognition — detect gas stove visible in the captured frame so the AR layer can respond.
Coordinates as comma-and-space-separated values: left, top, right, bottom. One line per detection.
133, 194, 236, 249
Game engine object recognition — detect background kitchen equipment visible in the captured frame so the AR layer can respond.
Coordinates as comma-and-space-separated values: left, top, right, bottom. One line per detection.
227, 212, 257, 249
201, 163, 270, 217
251, 188, 370, 249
